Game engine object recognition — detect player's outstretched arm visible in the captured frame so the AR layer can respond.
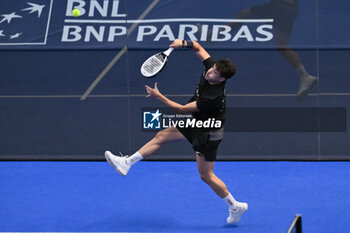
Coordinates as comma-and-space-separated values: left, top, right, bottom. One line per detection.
190, 40, 210, 61
169, 39, 210, 61
145, 82, 198, 114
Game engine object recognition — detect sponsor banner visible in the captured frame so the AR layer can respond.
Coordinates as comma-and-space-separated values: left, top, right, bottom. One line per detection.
0, 0, 348, 50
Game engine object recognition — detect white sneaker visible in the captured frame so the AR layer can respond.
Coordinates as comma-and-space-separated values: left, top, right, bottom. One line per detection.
104, 151, 130, 176
227, 202, 248, 224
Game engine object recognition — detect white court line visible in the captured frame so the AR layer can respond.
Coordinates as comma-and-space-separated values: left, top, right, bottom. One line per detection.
65, 18, 274, 24
1, 93, 350, 99
80, 0, 160, 101
44, 0, 54, 45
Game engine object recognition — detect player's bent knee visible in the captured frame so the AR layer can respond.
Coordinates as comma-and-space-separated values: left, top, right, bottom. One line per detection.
154, 131, 166, 145
154, 129, 173, 145
198, 171, 214, 183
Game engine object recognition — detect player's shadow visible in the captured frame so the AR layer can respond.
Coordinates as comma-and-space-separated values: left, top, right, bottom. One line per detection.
223, 223, 240, 228
99, 214, 177, 231
95, 214, 241, 231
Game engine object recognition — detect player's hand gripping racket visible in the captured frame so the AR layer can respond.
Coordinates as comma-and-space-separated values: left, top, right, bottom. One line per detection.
140, 47, 174, 78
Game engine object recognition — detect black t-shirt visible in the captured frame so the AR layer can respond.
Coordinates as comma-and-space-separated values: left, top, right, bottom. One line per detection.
189, 57, 226, 125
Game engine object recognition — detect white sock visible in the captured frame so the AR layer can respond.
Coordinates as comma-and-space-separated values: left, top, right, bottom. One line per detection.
126, 151, 143, 166
223, 193, 238, 209
295, 65, 308, 78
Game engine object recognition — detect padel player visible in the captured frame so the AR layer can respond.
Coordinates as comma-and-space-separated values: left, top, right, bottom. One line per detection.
105, 39, 248, 224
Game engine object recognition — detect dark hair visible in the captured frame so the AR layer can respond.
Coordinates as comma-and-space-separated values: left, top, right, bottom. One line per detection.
215, 59, 236, 79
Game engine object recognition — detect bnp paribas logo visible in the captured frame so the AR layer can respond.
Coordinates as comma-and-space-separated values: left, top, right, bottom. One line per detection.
143, 109, 162, 130
0, 0, 53, 45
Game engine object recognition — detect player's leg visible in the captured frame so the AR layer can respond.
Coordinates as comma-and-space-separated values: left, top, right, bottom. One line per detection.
227, 8, 252, 31
196, 152, 229, 198
198, 7, 255, 42
274, 27, 302, 68
274, 28, 318, 98
138, 126, 185, 158
196, 153, 248, 224
105, 127, 185, 176
227, 1, 277, 31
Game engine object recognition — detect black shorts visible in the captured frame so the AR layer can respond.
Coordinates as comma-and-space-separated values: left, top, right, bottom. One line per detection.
177, 127, 224, 161
250, 0, 299, 35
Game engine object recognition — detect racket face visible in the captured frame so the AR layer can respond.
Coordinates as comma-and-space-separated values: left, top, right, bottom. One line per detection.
141, 52, 168, 77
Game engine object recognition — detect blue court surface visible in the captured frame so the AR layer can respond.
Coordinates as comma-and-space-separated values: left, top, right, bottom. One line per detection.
0, 161, 349, 233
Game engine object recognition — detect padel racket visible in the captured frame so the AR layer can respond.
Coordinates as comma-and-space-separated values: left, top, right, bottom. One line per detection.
140, 47, 174, 78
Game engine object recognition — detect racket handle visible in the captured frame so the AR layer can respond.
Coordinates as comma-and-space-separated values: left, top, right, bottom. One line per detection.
163, 47, 174, 56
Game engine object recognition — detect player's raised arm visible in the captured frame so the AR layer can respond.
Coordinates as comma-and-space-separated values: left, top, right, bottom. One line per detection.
169, 39, 210, 61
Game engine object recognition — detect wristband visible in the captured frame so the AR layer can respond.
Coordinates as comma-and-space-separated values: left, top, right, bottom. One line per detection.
182, 40, 186, 47
186, 40, 193, 48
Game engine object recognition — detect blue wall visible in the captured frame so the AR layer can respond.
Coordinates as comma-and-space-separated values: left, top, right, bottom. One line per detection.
1, 0, 349, 160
